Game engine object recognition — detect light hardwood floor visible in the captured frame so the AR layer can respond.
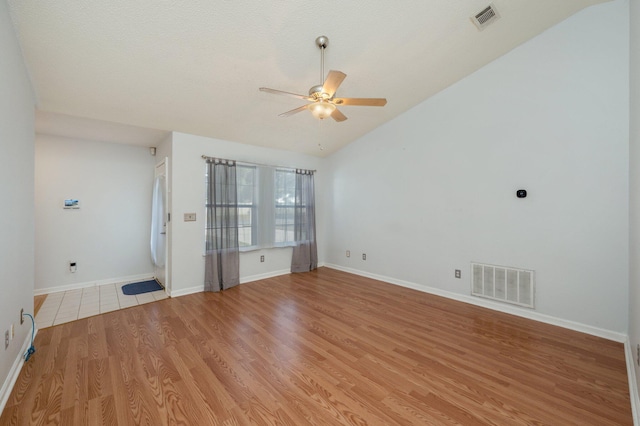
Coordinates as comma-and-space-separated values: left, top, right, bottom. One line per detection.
0, 268, 632, 425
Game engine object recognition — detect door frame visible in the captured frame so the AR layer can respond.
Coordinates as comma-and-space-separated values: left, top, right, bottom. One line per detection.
154, 157, 170, 295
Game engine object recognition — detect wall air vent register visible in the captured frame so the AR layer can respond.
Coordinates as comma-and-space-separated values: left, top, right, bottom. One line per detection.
471, 262, 534, 308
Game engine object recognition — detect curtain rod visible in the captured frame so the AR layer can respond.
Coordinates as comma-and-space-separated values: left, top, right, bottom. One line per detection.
201, 155, 316, 173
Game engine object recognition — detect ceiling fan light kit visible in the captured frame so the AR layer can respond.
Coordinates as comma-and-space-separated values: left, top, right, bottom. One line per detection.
260, 36, 387, 122
309, 101, 336, 120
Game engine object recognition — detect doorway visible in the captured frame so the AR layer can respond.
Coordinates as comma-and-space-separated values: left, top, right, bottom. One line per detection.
151, 157, 170, 294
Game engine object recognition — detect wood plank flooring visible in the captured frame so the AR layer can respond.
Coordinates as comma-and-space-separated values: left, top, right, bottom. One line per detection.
1, 268, 632, 425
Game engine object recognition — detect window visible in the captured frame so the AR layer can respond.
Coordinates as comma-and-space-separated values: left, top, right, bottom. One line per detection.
205, 163, 297, 251
204, 161, 243, 251
275, 169, 295, 245
236, 165, 256, 247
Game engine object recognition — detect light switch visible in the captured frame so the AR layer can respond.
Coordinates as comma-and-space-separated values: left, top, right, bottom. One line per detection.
184, 213, 196, 222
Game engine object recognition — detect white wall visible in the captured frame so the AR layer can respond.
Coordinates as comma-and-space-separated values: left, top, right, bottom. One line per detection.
34, 135, 156, 292
629, 0, 640, 409
168, 132, 325, 295
0, 0, 36, 408
326, 0, 629, 334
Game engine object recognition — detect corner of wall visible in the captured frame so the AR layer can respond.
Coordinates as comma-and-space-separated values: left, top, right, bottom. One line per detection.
0, 331, 36, 414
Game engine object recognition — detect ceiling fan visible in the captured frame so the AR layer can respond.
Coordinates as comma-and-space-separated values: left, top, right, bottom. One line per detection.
259, 36, 387, 122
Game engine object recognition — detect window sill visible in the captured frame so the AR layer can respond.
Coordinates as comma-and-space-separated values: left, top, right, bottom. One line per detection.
240, 244, 295, 253
203, 244, 295, 257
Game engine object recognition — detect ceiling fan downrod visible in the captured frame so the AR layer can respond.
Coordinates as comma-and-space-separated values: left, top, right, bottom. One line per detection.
316, 36, 328, 86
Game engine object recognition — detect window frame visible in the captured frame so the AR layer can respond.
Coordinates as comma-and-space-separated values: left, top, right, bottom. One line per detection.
204, 161, 299, 253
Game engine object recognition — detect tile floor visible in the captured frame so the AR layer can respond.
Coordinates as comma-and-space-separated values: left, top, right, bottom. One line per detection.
35, 281, 168, 328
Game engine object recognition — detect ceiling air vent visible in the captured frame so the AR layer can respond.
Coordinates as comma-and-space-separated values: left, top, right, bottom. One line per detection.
471, 3, 500, 31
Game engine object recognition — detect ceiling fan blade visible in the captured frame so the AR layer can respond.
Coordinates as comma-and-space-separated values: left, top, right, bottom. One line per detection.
278, 104, 309, 117
260, 87, 312, 101
333, 97, 387, 106
331, 108, 347, 122
322, 70, 347, 97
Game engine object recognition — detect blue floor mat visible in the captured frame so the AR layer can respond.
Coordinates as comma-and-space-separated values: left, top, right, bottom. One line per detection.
122, 280, 163, 295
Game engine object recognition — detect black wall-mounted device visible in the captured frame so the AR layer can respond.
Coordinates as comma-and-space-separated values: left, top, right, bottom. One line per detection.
516, 189, 527, 198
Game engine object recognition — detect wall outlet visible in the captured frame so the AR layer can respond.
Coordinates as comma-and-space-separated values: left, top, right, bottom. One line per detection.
455, 269, 461, 279
20, 308, 24, 325
362, 253, 367, 260
69, 262, 77, 273
346, 250, 350, 258
184, 213, 196, 222
260, 255, 265, 263
4, 330, 8, 350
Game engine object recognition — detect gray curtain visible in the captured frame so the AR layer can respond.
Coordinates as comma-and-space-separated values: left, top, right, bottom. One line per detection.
204, 159, 240, 291
291, 169, 318, 273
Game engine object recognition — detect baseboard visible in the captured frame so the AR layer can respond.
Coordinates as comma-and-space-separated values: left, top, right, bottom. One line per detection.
324, 263, 626, 343
0, 328, 37, 415
169, 269, 293, 298
240, 263, 325, 284
624, 339, 640, 425
169, 285, 204, 298
240, 269, 291, 284
34, 273, 155, 296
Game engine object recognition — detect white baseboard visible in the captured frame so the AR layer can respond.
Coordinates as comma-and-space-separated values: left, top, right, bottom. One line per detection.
624, 339, 640, 425
240, 269, 291, 284
34, 273, 155, 296
169, 285, 204, 298
0, 328, 37, 415
324, 263, 627, 343
169, 268, 294, 298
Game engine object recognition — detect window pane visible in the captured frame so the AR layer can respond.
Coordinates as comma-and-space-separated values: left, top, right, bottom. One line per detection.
238, 207, 252, 228
275, 169, 295, 244
285, 224, 294, 242
236, 165, 255, 185
237, 185, 253, 204
238, 226, 252, 247
236, 165, 256, 246
275, 223, 295, 243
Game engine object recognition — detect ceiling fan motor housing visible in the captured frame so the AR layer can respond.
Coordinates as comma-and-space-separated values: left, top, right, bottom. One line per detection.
309, 84, 327, 99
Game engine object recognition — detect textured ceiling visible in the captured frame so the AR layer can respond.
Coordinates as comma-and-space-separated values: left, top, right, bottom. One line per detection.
8, 0, 606, 156
36, 110, 169, 147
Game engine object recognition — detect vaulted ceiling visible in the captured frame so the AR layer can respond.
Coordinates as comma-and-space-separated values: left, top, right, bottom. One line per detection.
7, 0, 607, 156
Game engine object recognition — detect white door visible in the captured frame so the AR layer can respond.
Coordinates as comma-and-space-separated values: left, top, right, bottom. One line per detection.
152, 158, 170, 293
